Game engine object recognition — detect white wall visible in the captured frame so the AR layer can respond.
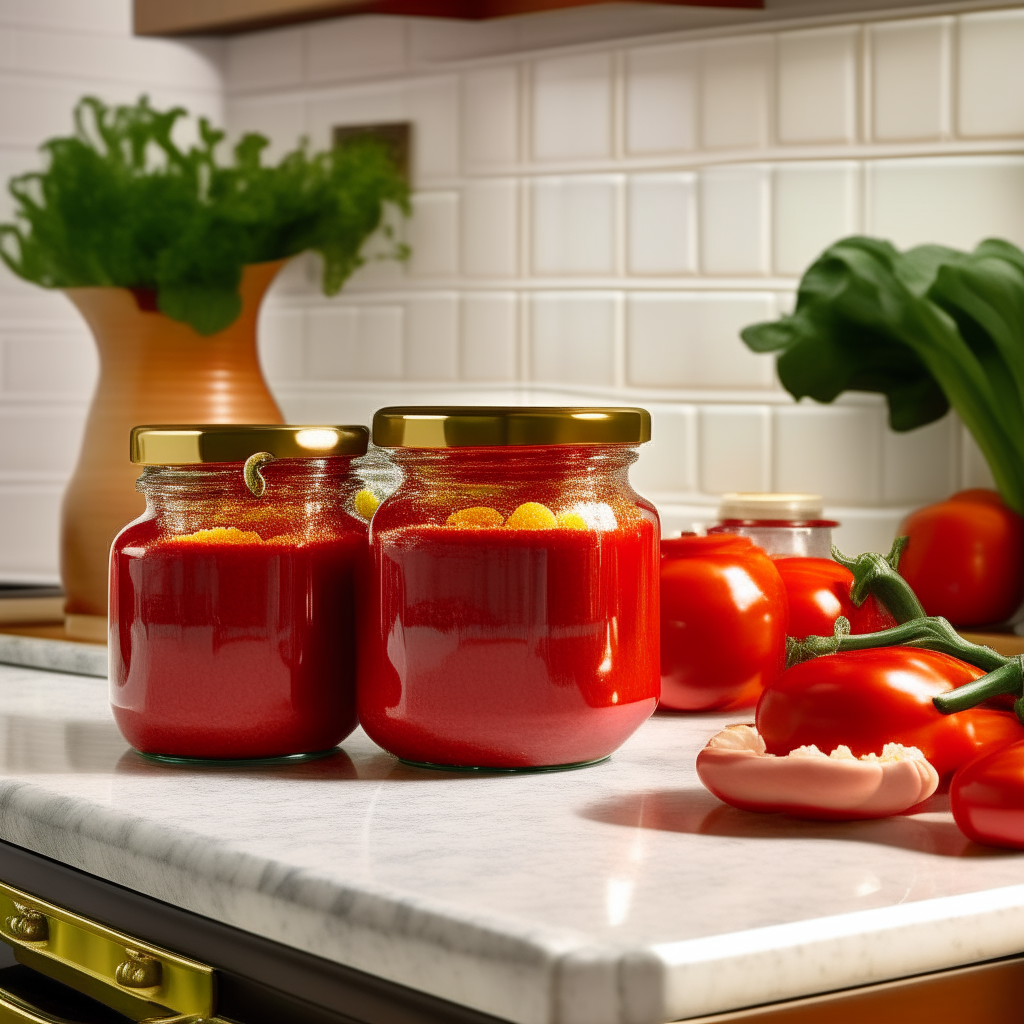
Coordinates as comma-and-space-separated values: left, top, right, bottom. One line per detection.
233, 4, 1024, 555
2, 1, 1023, 578
0, 0, 223, 581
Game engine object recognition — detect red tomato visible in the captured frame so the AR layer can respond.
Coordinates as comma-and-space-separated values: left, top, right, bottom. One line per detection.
951, 739, 1024, 848
898, 489, 1024, 627
756, 647, 1024, 779
774, 557, 896, 640
660, 535, 787, 712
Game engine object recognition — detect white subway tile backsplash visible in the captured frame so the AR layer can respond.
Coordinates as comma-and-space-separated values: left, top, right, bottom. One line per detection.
700, 35, 773, 151
529, 292, 617, 387
358, 307, 404, 379
881, 413, 956, 504
461, 293, 518, 382
624, 43, 698, 156
226, 97, 306, 162
773, 162, 859, 276
699, 165, 771, 276
0, 485, 62, 581
461, 66, 519, 168
226, 27, 304, 93
632, 406, 697, 496
0, 78, 80, 146
627, 293, 776, 389
532, 52, 612, 161
957, 10, 1024, 139
867, 156, 1024, 252
774, 403, 883, 504
0, 407, 82, 473
960, 423, 996, 491
407, 192, 459, 278
627, 173, 696, 276
306, 17, 407, 85
306, 306, 357, 380
306, 81, 406, 151
870, 18, 951, 142
830, 508, 903, 560
0, 0, 129, 35
699, 405, 772, 495
461, 180, 518, 279
777, 26, 858, 145
258, 304, 306, 382
1, 334, 96, 397
531, 176, 618, 276
409, 76, 459, 182
405, 293, 458, 381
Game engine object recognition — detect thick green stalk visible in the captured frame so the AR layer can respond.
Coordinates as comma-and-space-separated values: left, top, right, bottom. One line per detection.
831, 537, 925, 624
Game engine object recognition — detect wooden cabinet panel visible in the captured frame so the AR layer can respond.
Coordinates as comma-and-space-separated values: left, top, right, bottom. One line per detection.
133, 0, 762, 36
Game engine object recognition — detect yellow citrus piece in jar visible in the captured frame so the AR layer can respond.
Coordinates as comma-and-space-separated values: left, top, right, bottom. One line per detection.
447, 506, 504, 528
354, 488, 380, 519
555, 511, 589, 531
506, 502, 557, 530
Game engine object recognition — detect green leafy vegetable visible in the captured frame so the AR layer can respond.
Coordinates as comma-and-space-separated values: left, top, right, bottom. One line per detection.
742, 236, 1024, 514
0, 95, 410, 335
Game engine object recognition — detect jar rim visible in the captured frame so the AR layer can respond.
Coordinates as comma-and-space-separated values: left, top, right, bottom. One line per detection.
130, 424, 369, 465
372, 406, 651, 448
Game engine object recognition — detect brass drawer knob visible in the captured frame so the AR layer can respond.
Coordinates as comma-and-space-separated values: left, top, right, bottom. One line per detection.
115, 948, 162, 989
5, 903, 48, 943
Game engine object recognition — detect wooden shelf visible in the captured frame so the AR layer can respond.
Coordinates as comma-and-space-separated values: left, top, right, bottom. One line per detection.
133, 0, 762, 36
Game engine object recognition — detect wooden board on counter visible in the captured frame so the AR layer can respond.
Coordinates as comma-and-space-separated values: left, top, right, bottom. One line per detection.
960, 631, 1024, 657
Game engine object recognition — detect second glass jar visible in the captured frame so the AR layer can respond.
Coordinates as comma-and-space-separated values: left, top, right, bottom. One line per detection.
358, 406, 661, 770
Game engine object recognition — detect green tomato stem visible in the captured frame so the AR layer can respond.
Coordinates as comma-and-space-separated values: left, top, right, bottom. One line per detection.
831, 537, 926, 624
932, 657, 1024, 714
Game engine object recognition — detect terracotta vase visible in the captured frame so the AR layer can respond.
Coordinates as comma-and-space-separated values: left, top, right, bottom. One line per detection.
61, 260, 286, 641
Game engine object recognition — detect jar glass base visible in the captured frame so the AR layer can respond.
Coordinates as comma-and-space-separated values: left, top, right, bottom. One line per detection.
136, 747, 339, 768
397, 755, 610, 774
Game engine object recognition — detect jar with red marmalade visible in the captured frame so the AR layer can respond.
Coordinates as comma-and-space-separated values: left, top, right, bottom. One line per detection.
109, 425, 370, 763
358, 407, 660, 771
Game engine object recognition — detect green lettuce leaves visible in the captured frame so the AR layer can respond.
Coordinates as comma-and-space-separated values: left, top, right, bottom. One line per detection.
0, 96, 410, 335
742, 236, 1024, 514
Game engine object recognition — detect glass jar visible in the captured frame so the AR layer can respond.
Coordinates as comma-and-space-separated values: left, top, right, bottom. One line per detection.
708, 492, 838, 558
358, 407, 660, 771
109, 425, 369, 763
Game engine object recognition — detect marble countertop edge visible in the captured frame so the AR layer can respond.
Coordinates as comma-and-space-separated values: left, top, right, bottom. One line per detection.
0, 778, 662, 1024
655, 884, 1024, 1019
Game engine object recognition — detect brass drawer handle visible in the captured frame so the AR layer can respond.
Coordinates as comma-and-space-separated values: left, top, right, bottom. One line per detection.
4, 904, 48, 944
115, 947, 162, 990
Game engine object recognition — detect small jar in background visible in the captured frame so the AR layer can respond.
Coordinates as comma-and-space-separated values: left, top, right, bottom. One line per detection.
358, 406, 660, 771
109, 424, 369, 763
708, 493, 838, 558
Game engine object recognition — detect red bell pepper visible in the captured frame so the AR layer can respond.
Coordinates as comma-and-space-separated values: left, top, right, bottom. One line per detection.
950, 739, 1024, 848
757, 646, 1024, 780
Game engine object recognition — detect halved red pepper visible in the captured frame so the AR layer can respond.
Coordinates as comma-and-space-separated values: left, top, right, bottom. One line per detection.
756, 646, 1024, 780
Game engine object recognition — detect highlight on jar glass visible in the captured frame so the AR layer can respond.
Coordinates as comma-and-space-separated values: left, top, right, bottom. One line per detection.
358, 406, 660, 771
709, 493, 837, 558
109, 424, 370, 764
660, 534, 788, 712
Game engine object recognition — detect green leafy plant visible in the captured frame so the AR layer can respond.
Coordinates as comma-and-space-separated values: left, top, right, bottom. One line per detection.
741, 236, 1024, 514
0, 95, 410, 335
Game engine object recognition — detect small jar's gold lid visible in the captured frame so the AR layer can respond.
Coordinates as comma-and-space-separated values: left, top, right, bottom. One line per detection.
372, 407, 652, 448
130, 425, 369, 465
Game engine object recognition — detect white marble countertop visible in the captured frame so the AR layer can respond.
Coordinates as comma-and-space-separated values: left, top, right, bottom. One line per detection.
0, 663, 1023, 1024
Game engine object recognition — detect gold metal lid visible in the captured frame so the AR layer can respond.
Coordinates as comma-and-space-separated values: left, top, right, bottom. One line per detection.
372, 407, 652, 448
130, 425, 369, 465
